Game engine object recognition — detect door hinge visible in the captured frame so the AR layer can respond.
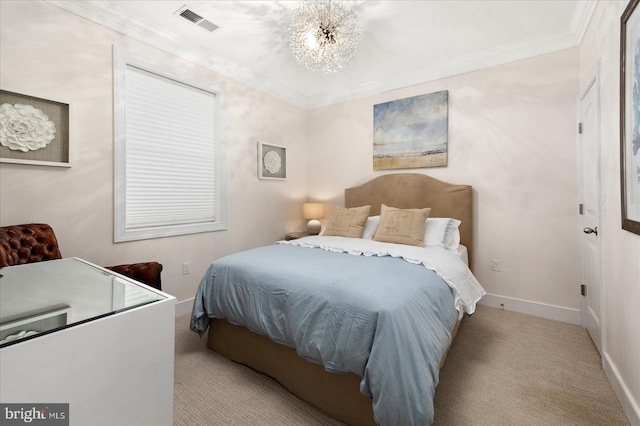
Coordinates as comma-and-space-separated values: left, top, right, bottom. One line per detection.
579, 203, 584, 215
581, 284, 586, 296
578, 122, 583, 134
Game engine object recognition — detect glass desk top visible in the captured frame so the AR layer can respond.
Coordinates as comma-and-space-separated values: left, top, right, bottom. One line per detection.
0, 258, 167, 348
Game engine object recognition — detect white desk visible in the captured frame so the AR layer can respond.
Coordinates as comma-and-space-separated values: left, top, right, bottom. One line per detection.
0, 258, 176, 426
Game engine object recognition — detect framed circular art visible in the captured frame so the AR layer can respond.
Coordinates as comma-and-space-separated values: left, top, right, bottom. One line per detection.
257, 141, 286, 180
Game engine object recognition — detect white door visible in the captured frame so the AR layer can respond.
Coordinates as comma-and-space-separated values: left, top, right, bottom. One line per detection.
578, 65, 602, 355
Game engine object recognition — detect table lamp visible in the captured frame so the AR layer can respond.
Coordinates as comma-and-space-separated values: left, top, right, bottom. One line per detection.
302, 202, 324, 235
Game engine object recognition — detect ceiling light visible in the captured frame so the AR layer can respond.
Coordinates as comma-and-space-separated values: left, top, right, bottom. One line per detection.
289, 0, 361, 74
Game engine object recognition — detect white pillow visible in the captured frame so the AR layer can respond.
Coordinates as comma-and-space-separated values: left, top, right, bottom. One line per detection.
362, 215, 380, 239
423, 218, 461, 251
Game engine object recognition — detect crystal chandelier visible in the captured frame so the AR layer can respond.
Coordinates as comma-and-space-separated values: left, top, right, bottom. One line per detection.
289, 0, 361, 74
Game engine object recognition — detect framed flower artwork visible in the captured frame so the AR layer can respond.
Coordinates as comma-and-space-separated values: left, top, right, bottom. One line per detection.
0, 88, 71, 167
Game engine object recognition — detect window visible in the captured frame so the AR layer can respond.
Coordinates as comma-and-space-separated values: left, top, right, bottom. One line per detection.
113, 47, 226, 242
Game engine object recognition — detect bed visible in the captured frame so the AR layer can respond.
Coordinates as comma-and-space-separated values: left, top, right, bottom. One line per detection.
191, 173, 485, 425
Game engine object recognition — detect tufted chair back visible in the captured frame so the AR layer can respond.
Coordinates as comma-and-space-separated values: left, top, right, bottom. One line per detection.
0, 224, 62, 267
0, 223, 163, 291
106, 262, 163, 291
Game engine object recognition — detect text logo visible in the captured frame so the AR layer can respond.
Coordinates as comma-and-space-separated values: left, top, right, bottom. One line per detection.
0, 404, 68, 426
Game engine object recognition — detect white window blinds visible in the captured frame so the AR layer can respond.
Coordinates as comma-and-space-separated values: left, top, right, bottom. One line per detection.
114, 47, 227, 242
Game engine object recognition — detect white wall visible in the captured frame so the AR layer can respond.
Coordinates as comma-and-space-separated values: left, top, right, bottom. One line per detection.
580, 2, 640, 424
307, 48, 582, 316
0, 1, 308, 304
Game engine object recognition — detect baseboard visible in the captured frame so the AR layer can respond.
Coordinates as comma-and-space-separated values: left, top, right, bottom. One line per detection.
478, 293, 581, 325
604, 352, 640, 426
175, 297, 194, 318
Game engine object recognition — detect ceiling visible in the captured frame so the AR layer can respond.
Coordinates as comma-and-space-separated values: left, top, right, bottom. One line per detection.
48, 0, 596, 109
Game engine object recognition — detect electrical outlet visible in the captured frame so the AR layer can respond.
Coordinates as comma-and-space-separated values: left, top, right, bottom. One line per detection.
182, 262, 191, 275
491, 259, 501, 272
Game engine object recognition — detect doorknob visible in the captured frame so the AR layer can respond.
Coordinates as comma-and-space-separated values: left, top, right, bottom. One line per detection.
583, 226, 598, 236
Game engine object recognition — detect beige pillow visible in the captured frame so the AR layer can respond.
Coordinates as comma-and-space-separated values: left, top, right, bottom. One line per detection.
373, 204, 431, 247
323, 205, 371, 238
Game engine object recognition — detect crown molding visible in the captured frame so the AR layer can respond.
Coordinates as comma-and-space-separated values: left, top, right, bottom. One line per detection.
46, 0, 310, 108
570, 0, 598, 43
302, 1, 596, 108
301, 27, 582, 109
47, 0, 594, 111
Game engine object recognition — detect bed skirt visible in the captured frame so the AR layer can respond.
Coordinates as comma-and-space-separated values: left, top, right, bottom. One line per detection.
207, 317, 462, 425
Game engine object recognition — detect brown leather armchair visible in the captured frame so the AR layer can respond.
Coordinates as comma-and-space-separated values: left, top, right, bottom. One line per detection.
0, 223, 163, 291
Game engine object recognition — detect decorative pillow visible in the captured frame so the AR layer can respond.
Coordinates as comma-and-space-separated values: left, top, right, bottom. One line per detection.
323, 205, 371, 238
362, 215, 380, 239
423, 218, 461, 251
373, 205, 431, 247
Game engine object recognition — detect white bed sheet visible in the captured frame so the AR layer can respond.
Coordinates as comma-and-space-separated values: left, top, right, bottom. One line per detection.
457, 244, 469, 266
280, 236, 485, 315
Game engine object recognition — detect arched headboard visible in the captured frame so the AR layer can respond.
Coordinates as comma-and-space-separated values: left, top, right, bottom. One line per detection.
344, 173, 473, 268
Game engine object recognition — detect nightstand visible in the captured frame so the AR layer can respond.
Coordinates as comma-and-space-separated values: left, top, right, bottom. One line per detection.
285, 231, 310, 241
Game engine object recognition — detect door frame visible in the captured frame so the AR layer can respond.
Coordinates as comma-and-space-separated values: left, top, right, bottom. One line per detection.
578, 59, 604, 356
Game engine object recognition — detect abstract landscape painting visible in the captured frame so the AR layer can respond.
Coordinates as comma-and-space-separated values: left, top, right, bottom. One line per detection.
373, 90, 448, 170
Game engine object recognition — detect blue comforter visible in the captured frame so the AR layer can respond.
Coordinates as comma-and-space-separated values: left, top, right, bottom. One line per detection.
191, 243, 459, 425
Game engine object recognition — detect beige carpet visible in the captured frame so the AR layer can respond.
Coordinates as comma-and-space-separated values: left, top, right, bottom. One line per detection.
174, 306, 629, 425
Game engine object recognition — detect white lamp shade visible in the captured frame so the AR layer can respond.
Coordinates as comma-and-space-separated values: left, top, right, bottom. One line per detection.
303, 202, 324, 235
303, 203, 325, 220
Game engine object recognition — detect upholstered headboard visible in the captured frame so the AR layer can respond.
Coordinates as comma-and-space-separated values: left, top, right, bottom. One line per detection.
345, 173, 473, 268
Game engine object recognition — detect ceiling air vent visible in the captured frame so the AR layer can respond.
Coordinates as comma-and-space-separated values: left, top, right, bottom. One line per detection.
175, 5, 219, 33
